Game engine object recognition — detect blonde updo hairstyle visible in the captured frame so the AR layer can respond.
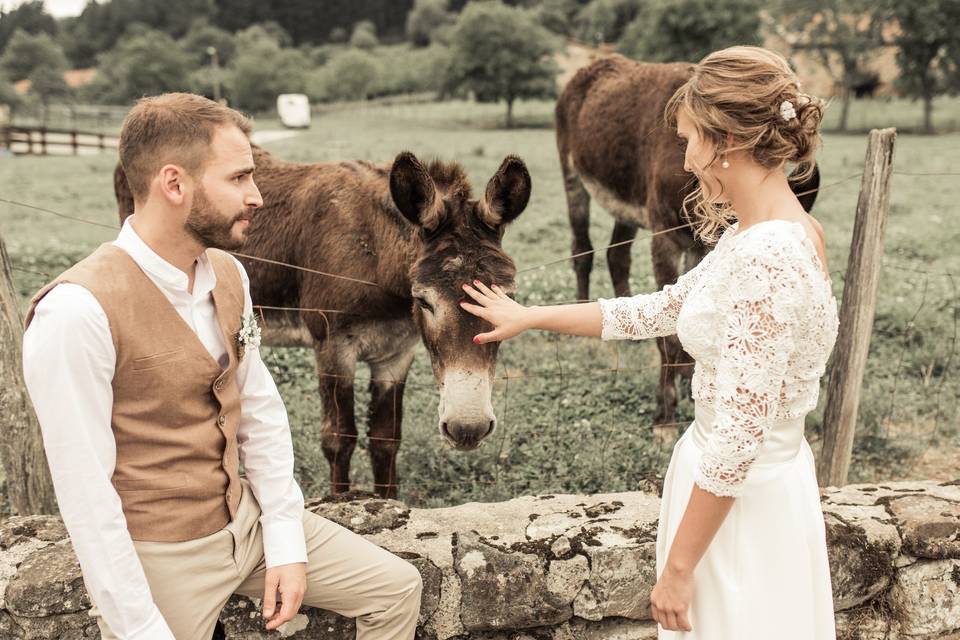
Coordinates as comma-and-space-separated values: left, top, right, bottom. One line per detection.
664, 45, 824, 243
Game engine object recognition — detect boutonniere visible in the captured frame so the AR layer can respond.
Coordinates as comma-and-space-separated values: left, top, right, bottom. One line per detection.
236, 312, 262, 361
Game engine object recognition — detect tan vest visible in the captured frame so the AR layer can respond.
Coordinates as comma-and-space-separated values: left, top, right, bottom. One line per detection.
25, 244, 245, 542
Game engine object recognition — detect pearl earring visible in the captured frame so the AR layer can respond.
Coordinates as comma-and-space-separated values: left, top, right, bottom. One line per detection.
721, 158, 730, 169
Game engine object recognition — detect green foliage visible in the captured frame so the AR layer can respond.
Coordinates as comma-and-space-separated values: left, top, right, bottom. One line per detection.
80, 25, 192, 104
0, 0, 57, 54
445, 2, 559, 127
535, 0, 581, 36
0, 30, 68, 81
181, 18, 237, 67
888, 0, 960, 132
0, 72, 22, 110
573, 0, 642, 44
618, 0, 762, 63
406, 0, 454, 47
226, 26, 310, 111
350, 20, 379, 49
308, 49, 382, 102
774, 0, 887, 131
27, 65, 70, 107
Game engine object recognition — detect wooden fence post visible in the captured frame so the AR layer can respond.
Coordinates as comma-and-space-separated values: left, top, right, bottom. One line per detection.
0, 231, 57, 514
817, 128, 897, 487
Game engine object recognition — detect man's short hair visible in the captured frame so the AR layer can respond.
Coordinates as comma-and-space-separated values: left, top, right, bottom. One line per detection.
118, 93, 252, 203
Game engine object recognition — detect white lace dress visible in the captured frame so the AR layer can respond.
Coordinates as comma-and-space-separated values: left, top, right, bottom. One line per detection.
599, 219, 840, 639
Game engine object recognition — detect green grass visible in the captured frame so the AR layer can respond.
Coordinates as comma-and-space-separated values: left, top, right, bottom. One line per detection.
2, 97, 959, 508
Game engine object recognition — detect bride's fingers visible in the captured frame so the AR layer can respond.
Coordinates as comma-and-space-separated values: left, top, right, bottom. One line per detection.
472, 280, 497, 298
474, 329, 501, 344
461, 284, 490, 305
490, 283, 510, 299
459, 301, 488, 318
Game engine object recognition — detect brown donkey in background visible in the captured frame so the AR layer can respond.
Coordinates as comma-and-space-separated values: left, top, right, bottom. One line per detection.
116, 146, 532, 498
556, 54, 821, 430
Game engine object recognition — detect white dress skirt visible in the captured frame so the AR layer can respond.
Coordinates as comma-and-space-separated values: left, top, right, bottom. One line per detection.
655, 402, 837, 639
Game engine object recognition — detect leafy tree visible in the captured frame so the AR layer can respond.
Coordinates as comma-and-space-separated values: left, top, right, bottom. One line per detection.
83, 26, 191, 104
446, 2, 559, 128
535, 0, 581, 36
573, 0, 642, 44
181, 18, 237, 67
888, 0, 960, 133
774, 0, 887, 131
0, 30, 69, 81
406, 0, 454, 47
308, 49, 382, 101
350, 20, 379, 49
28, 65, 71, 122
0, 0, 57, 54
227, 26, 309, 111
619, 0, 762, 63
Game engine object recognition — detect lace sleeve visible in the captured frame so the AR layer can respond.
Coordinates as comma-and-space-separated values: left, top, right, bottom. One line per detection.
694, 246, 799, 498
597, 247, 718, 341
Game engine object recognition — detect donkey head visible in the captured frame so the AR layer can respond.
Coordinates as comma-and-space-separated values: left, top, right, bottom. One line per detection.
389, 151, 531, 450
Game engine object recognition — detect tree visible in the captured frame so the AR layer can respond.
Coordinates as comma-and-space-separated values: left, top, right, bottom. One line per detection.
573, 0, 642, 45
28, 66, 71, 123
227, 26, 310, 111
181, 18, 237, 67
535, 0, 580, 37
308, 49, 382, 102
888, 0, 960, 133
0, 30, 69, 82
350, 20, 379, 49
406, 0, 453, 47
446, 2, 559, 128
0, 0, 56, 54
619, 0, 762, 63
774, 0, 887, 132
83, 26, 192, 104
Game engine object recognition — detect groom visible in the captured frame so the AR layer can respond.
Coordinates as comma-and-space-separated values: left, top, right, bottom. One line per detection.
22, 92, 422, 639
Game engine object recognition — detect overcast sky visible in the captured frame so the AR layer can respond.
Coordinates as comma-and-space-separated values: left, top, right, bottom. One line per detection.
0, 0, 85, 18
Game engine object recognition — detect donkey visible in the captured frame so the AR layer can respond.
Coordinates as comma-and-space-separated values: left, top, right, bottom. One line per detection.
115, 146, 532, 498
555, 55, 821, 429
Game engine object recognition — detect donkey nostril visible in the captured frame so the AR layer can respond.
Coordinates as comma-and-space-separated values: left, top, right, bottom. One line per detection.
441, 422, 452, 439
486, 420, 496, 437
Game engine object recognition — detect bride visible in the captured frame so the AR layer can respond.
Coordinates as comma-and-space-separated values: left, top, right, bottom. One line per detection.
460, 45, 839, 639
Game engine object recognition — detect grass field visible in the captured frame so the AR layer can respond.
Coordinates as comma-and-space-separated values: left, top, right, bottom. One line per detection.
2, 97, 959, 508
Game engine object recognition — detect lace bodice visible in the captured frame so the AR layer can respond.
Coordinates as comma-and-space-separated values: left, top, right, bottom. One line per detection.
598, 220, 839, 497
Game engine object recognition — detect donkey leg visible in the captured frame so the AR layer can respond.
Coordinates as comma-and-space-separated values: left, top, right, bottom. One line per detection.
367, 350, 415, 499
650, 230, 687, 440
563, 165, 593, 302
316, 344, 358, 494
607, 221, 638, 297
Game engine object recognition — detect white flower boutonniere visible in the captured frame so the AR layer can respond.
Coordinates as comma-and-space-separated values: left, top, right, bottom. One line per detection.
237, 312, 261, 361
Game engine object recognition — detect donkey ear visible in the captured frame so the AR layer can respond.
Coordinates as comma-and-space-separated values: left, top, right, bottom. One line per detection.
390, 151, 442, 232
480, 155, 531, 228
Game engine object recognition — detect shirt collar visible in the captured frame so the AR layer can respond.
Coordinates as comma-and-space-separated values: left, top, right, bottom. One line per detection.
114, 215, 217, 296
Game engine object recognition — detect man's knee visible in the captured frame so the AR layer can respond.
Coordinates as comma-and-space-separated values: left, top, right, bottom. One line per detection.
383, 555, 422, 603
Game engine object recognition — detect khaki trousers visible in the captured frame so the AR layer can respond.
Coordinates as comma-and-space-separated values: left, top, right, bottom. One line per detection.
90, 479, 422, 639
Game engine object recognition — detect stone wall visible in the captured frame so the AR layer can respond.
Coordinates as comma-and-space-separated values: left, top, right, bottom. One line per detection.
1, 479, 958, 639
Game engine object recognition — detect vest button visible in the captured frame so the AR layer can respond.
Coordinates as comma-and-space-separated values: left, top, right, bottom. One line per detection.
217, 415, 226, 427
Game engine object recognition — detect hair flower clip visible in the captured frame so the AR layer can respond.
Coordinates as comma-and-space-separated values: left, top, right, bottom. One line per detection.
779, 100, 797, 122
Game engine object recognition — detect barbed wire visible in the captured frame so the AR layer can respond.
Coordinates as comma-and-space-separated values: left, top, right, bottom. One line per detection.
2, 164, 958, 497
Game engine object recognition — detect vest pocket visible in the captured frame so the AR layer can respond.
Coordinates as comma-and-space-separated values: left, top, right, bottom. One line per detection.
132, 348, 186, 370
114, 471, 188, 492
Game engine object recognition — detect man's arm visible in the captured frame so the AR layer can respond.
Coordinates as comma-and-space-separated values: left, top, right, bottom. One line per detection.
22, 284, 174, 639
231, 259, 307, 568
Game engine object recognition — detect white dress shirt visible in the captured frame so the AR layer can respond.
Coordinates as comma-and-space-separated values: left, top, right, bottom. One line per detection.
22, 216, 307, 639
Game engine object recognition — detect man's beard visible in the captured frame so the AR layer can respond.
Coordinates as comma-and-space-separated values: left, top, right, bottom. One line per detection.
184, 187, 253, 251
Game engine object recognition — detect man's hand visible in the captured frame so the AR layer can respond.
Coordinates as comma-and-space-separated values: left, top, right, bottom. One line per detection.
263, 562, 307, 630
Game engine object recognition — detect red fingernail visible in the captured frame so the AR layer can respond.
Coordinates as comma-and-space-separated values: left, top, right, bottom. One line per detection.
474, 280, 480, 285
473, 336, 480, 344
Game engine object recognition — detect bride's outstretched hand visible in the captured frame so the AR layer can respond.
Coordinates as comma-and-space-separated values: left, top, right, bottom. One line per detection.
460, 280, 532, 345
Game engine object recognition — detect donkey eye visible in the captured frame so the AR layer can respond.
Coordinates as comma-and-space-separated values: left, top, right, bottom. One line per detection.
415, 297, 434, 313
